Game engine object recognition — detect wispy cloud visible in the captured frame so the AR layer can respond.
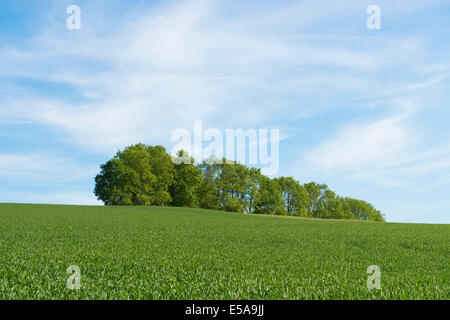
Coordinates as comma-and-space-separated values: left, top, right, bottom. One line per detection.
305, 113, 412, 172
0, 152, 97, 183
303, 93, 450, 191
0, 0, 437, 154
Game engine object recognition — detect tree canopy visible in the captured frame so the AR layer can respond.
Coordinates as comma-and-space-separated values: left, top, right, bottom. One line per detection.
94, 144, 174, 206
94, 144, 385, 222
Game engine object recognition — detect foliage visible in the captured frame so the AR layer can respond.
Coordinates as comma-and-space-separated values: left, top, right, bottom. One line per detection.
94, 145, 385, 221
94, 144, 174, 206
254, 175, 285, 215
341, 197, 385, 221
274, 176, 310, 216
169, 150, 203, 207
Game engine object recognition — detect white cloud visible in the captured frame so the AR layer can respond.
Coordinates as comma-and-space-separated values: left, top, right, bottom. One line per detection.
0, 152, 97, 182
0, 0, 417, 154
303, 94, 450, 190
304, 112, 412, 172
346, 146, 450, 189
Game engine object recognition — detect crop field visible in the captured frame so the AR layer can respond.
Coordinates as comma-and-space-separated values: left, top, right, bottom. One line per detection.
0, 203, 448, 299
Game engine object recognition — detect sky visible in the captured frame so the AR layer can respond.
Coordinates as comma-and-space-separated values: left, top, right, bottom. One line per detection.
0, 0, 449, 223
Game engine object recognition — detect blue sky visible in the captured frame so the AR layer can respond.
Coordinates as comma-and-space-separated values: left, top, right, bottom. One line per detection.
0, 0, 449, 223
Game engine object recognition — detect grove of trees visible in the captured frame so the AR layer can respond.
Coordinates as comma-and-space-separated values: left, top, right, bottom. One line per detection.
94, 144, 385, 221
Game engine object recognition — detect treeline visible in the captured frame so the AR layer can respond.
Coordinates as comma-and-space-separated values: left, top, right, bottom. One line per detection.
94, 144, 385, 221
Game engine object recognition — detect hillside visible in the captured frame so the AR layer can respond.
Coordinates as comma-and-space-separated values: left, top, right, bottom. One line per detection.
0, 203, 448, 299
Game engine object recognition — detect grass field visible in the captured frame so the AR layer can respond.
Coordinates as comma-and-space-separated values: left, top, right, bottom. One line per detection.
0, 203, 448, 299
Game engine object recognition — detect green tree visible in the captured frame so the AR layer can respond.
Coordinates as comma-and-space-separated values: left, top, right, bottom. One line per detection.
275, 177, 311, 216
303, 182, 328, 218
170, 150, 203, 207
146, 145, 176, 205
243, 167, 261, 213
94, 143, 385, 221
254, 176, 285, 215
94, 144, 174, 206
197, 157, 220, 210
341, 197, 385, 221
316, 190, 348, 219
214, 161, 251, 213
94, 158, 140, 205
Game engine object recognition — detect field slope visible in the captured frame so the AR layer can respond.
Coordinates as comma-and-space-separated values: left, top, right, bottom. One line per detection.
0, 203, 448, 299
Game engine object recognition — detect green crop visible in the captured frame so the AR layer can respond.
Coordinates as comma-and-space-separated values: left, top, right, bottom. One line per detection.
0, 203, 448, 299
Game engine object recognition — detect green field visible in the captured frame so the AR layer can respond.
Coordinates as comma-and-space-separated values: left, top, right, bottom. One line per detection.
0, 203, 448, 299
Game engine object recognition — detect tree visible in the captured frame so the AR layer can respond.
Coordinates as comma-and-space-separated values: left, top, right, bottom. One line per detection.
243, 167, 261, 213
254, 176, 285, 215
303, 184, 354, 219
170, 150, 203, 207
317, 190, 347, 219
94, 158, 140, 205
215, 159, 239, 211
214, 161, 251, 213
94, 143, 385, 221
341, 197, 385, 221
274, 177, 311, 216
303, 182, 328, 218
94, 144, 174, 206
197, 157, 220, 210
145, 145, 176, 205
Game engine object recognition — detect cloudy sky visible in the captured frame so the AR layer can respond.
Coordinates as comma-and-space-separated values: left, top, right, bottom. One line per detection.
1, 0, 449, 223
